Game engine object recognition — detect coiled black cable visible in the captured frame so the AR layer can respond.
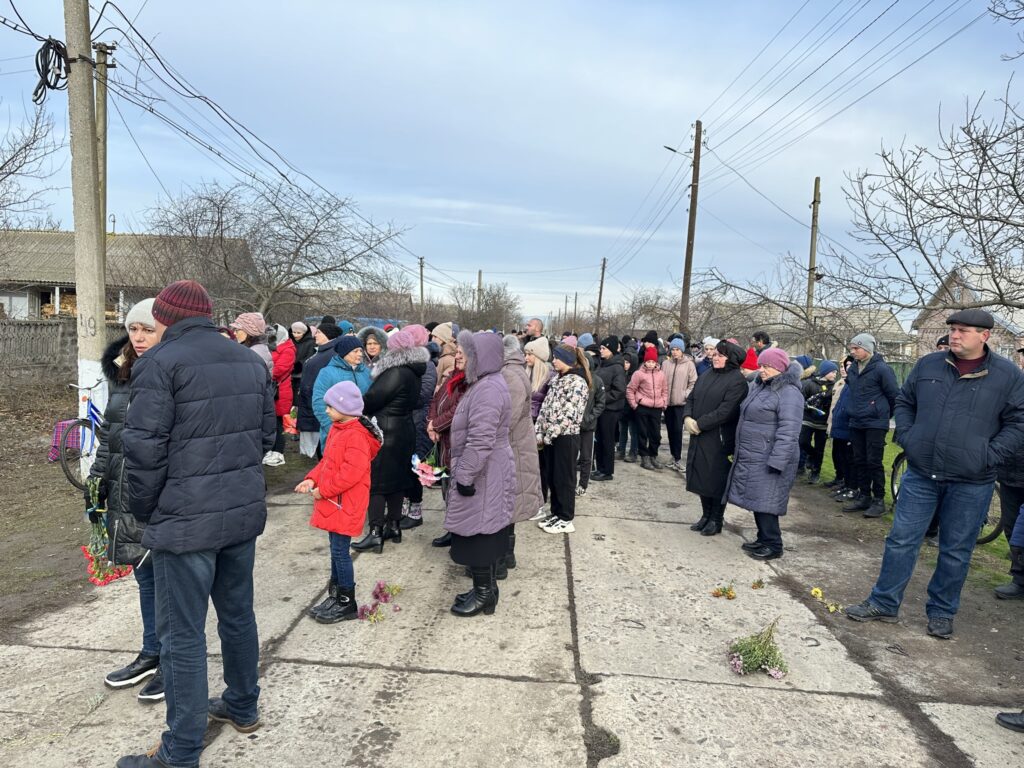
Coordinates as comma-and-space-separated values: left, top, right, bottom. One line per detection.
32, 37, 69, 105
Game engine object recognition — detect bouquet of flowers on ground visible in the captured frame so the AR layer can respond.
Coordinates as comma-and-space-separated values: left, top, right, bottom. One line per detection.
411, 445, 447, 487
358, 581, 403, 623
81, 477, 133, 587
727, 616, 788, 680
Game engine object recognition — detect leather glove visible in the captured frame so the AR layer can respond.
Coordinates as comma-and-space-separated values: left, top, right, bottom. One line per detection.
456, 482, 476, 497
684, 417, 701, 435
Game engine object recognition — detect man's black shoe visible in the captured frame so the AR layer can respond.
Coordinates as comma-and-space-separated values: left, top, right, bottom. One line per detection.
137, 667, 165, 702
105, 653, 160, 689
115, 755, 172, 768
746, 545, 782, 561
845, 600, 898, 622
741, 540, 763, 552
208, 697, 261, 733
843, 494, 871, 513
927, 615, 954, 639
996, 710, 1024, 733
994, 582, 1024, 599
591, 473, 613, 481
863, 498, 887, 518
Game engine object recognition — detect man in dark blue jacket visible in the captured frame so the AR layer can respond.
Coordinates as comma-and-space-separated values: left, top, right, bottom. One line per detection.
846, 309, 1024, 640
841, 333, 900, 517
118, 280, 276, 768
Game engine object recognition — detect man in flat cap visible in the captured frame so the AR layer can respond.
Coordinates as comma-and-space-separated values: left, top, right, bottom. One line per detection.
846, 308, 1024, 639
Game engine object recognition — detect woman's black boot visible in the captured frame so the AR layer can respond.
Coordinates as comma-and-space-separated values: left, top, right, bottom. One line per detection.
431, 531, 452, 547
351, 526, 384, 553
701, 506, 725, 536
451, 566, 497, 616
689, 515, 710, 532
387, 520, 402, 544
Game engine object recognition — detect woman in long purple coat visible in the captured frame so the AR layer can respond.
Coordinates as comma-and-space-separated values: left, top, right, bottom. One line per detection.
445, 331, 516, 616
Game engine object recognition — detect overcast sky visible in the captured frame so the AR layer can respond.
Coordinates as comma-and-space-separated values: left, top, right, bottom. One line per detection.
0, 1, 1017, 321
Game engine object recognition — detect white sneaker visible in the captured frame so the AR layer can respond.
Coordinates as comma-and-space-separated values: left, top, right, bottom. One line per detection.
529, 507, 548, 522
543, 518, 575, 534
537, 514, 559, 529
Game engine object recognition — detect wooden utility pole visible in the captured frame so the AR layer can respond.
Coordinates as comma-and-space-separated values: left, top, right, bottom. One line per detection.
572, 292, 578, 333
595, 257, 607, 339
680, 120, 702, 334
64, 0, 107, 408
94, 41, 114, 242
476, 269, 483, 314
563, 295, 569, 332
418, 256, 425, 323
805, 176, 821, 328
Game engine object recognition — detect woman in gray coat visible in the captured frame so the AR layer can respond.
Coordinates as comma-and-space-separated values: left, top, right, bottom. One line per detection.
445, 331, 516, 616
726, 348, 804, 561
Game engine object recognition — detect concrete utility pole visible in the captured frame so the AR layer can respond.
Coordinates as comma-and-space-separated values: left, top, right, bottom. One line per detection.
64, 0, 107, 411
418, 256, 425, 323
476, 269, 483, 314
563, 295, 569, 332
680, 120, 702, 334
806, 176, 821, 329
595, 257, 607, 339
93, 41, 115, 243
573, 292, 578, 334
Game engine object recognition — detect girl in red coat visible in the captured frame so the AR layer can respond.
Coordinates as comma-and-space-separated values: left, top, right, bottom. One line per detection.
266, 324, 297, 466
295, 381, 382, 623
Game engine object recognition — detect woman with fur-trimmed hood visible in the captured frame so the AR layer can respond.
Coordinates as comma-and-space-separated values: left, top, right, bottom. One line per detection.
351, 329, 429, 553
357, 325, 388, 373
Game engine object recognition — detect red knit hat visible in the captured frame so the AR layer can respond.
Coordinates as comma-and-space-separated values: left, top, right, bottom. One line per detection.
152, 280, 212, 326
741, 347, 759, 371
643, 346, 659, 363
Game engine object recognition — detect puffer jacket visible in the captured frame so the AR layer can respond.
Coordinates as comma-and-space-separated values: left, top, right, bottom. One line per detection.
413, 358, 438, 459
501, 338, 543, 524
536, 368, 589, 444
626, 364, 668, 410
445, 331, 515, 536
846, 352, 899, 430
312, 353, 373, 448
271, 337, 296, 417
895, 348, 1024, 485
88, 336, 147, 566
305, 416, 382, 536
828, 380, 852, 441
580, 356, 607, 432
123, 317, 276, 553
595, 353, 627, 411
297, 337, 341, 433
662, 355, 697, 406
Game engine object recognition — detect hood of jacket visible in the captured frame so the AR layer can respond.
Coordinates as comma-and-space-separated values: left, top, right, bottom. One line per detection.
371, 344, 430, 379
102, 335, 129, 381
357, 325, 388, 350
459, 329, 504, 384
502, 334, 526, 366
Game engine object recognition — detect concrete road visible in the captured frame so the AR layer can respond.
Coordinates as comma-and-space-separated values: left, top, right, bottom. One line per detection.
1, 454, 1021, 767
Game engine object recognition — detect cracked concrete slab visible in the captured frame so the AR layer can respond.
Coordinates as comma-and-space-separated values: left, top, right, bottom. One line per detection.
920, 703, 1024, 768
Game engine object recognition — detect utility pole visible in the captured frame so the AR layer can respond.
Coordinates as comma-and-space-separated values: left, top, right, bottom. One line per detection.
573, 292, 578, 333
680, 119, 702, 334
595, 257, 607, 339
806, 176, 821, 330
93, 41, 115, 244
476, 269, 483, 315
418, 256, 425, 323
563, 295, 569, 332
64, 0, 107, 412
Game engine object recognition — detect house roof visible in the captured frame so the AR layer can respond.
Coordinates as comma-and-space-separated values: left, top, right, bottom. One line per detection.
912, 268, 1024, 334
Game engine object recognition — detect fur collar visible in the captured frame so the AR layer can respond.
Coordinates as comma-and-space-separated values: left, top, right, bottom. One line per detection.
102, 335, 129, 381
371, 344, 430, 379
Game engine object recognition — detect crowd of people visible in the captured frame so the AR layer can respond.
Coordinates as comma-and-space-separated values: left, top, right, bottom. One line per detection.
82, 282, 1024, 765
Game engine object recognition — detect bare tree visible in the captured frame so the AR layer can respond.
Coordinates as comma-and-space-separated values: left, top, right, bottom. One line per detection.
991, 1, 1024, 59
448, 281, 523, 332
0, 105, 61, 229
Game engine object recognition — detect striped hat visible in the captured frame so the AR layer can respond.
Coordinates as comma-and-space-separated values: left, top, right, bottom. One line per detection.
152, 280, 212, 326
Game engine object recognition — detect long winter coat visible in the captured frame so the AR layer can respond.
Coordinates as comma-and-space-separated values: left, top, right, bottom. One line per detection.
313, 353, 373, 448
88, 336, 147, 566
501, 339, 544, 524
428, 369, 468, 467
124, 317, 276, 553
297, 337, 340, 433
726, 361, 804, 517
305, 417, 382, 536
595, 353, 627, 412
413, 358, 438, 459
662, 355, 698, 406
846, 352, 899, 430
362, 345, 428, 495
271, 337, 296, 417
445, 331, 515, 536
684, 349, 748, 501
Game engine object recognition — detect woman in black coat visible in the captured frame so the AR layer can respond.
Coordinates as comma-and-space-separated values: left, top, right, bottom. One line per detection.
351, 329, 428, 553
289, 322, 318, 397
87, 299, 166, 701
683, 340, 749, 536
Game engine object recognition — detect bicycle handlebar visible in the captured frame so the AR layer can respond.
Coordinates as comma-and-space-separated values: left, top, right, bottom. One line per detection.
67, 379, 105, 392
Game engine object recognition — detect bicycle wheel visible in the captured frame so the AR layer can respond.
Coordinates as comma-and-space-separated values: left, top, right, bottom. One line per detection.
977, 482, 1003, 545
890, 452, 908, 503
59, 418, 98, 492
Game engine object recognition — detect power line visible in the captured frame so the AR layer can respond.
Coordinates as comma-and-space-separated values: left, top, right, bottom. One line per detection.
109, 89, 171, 199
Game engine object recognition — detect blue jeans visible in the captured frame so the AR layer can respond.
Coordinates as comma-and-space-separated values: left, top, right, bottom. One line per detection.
868, 468, 993, 618
134, 559, 160, 657
152, 538, 260, 768
328, 532, 354, 588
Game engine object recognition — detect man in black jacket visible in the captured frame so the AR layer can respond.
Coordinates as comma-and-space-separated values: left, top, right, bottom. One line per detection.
592, 336, 627, 481
846, 309, 1024, 640
118, 280, 276, 768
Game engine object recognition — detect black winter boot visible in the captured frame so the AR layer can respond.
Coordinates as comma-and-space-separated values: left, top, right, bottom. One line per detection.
451, 566, 498, 616
315, 585, 358, 623
432, 531, 452, 547
700, 506, 725, 536
689, 515, 710, 532
505, 533, 517, 569
494, 557, 508, 581
351, 526, 385, 553
387, 520, 402, 544
308, 582, 339, 617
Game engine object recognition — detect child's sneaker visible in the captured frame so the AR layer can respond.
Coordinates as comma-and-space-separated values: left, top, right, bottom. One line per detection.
543, 518, 575, 534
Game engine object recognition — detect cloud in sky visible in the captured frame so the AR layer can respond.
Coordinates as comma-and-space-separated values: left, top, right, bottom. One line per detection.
0, 1, 1018, 321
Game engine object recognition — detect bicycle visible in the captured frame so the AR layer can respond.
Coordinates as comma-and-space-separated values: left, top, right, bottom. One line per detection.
59, 378, 104, 491
890, 451, 1003, 545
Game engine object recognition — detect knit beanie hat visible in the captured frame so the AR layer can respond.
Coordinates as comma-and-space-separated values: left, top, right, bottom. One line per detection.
124, 298, 156, 331
387, 329, 415, 350
424, 321, 439, 333
321, 314, 336, 325
403, 323, 430, 347
339, 320, 355, 334
669, 338, 687, 352
335, 335, 363, 360
552, 344, 576, 366
291, 321, 308, 335
230, 312, 267, 338
642, 330, 659, 345
525, 336, 551, 362
741, 348, 759, 371
850, 333, 876, 355
152, 280, 212, 326
794, 355, 813, 369
621, 335, 633, 346
323, 381, 364, 416
817, 360, 839, 378
702, 336, 719, 347
578, 332, 595, 348
758, 347, 790, 373
600, 336, 620, 354
318, 322, 342, 340
432, 322, 455, 345
564, 335, 578, 348
643, 346, 659, 363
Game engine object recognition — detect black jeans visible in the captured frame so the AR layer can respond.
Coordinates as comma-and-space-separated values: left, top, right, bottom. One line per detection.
368, 491, 404, 528
617, 407, 638, 456
577, 430, 595, 489
594, 410, 619, 476
831, 438, 852, 485
753, 512, 783, 553
998, 482, 1024, 585
665, 405, 685, 462
546, 434, 579, 521
635, 405, 662, 458
272, 416, 285, 453
538, 444, 550, 503
850, 427, 887, 499
798, 426, 827, 473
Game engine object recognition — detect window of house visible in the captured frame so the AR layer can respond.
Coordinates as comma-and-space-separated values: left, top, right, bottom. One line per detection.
0, 292, 29, 319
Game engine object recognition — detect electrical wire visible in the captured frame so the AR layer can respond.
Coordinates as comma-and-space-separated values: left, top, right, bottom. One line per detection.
31, 37, 69, 105
109, 90, 171, 199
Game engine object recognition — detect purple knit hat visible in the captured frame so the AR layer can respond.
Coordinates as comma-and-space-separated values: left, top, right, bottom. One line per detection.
323, 381, 364, 416
387, 329, 416, 350
403, 323, 430, 347
758, 347, 790, 373
152, 280, 212, 326
230, 312, 267, 338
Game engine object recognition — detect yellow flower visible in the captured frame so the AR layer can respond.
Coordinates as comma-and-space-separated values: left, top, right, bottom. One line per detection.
810, 587, 824, 600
